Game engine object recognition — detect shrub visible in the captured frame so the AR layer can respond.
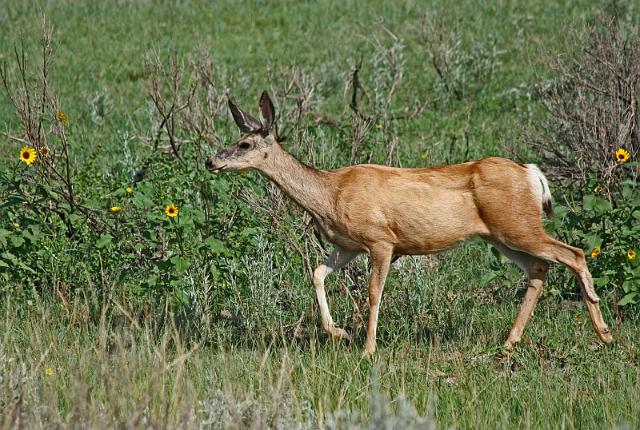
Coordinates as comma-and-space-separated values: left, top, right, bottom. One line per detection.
530, 9, 639, 192
0, 24, 268, 313
529, 7, 640, 306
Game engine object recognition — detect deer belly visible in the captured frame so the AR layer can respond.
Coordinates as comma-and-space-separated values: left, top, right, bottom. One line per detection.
391, 206, 484, 254
393, 232, 468, 254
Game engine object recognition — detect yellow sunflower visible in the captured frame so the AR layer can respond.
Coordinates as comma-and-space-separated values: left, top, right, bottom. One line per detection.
628, 250, 637, 261
19, 146, 37, 165
615, 148, 630, 163
590, 246, 601, 258
110, 206, 122, 213
57, 110, 69, 126
165, 204, 179, 218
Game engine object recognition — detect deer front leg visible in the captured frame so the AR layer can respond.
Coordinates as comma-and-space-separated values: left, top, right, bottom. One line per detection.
312, 247, 359, 340
363, 243, 393, 356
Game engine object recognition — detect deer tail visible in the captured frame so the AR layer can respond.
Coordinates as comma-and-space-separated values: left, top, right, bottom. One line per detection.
526, 164, 554, 219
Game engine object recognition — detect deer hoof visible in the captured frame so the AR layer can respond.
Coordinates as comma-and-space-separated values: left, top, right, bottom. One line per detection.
361, 346, 376, 358
598, 329, 614, 344
502, 340, 517, 353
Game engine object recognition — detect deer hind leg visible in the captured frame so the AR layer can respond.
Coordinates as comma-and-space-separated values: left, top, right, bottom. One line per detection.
312, 247, 360, 340
491, 241, 549, 349
531, 236, 613, 344
500, 234, 613, 345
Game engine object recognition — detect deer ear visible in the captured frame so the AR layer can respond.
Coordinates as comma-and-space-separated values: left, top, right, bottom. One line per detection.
228, 98, 262, 133
259, 91, 275, 131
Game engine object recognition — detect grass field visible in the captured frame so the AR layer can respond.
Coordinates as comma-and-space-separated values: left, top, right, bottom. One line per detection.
2, 297, 639, 429
1, 1, 639, 429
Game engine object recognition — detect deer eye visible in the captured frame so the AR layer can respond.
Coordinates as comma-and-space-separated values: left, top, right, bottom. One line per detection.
239, 142, 252, 150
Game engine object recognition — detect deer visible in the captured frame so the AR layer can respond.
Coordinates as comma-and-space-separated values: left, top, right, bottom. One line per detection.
205, 91, 613, 356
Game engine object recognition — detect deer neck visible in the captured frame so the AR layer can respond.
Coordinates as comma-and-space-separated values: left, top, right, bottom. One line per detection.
257, 142, 333, 219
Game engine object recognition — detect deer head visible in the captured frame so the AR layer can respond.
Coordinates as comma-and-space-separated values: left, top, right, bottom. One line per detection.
206, 91, 276, 172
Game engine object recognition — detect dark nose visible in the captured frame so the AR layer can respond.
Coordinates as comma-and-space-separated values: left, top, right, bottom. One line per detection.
205, 157, 214, 170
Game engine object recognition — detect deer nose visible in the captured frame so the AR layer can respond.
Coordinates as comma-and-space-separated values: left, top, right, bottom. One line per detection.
205, 157, 214, 170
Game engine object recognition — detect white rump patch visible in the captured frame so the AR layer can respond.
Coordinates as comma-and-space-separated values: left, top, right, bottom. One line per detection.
525, 164, 551, 209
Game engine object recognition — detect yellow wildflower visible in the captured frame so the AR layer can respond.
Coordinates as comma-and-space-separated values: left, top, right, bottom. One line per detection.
110, 206, 122, 213
45, 367, 53, 376
19, 146, 37, 165
628, 250, 637, 261
165, 204, 179, 218
590, 246, 601, 258
615, 148, 630, 163
126, 187, 133, 194
57, 110, 69, 126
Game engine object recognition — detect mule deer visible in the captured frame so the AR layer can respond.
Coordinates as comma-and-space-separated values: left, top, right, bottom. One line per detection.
206, 92, 613, 355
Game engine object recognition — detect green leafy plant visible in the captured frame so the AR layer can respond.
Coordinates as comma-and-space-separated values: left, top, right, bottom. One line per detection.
0, 24, 271, 310
548, 165, 640, 305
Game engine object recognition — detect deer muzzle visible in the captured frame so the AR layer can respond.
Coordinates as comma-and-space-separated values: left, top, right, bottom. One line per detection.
205, 156, 227, 173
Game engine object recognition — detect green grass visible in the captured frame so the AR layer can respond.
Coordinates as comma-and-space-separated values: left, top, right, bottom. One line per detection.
1, 0, 639, 428
2, 293, 639, 429
0, 0, 600, 165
